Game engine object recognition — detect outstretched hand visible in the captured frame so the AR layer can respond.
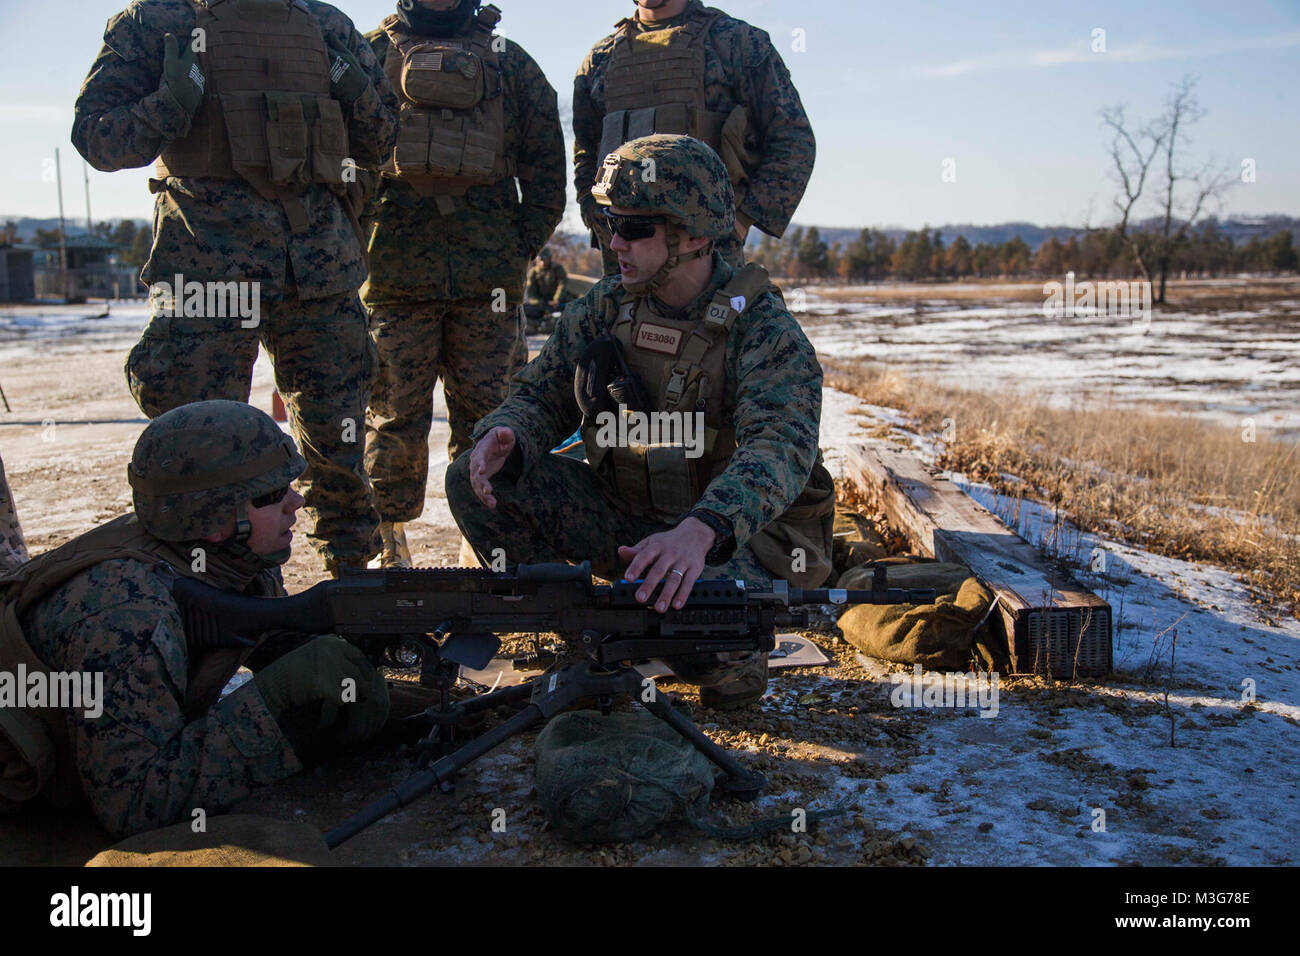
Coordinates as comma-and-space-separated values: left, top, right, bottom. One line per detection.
617, 517, 716, 614
468, 426, 516, 510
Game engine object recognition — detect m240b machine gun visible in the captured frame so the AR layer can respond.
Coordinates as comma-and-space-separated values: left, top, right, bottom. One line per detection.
171, 562, 934, 848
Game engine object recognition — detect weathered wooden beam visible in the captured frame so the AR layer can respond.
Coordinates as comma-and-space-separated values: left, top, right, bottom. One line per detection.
845, 444, 1112, 677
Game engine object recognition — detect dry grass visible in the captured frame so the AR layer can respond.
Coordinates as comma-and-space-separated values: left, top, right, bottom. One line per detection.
824, 358, 1300, 621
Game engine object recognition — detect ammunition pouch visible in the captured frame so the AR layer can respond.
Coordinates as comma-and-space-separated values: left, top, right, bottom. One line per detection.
596, 6, 753, 196
154, 0, 349, 233
580, 265, 776, 524
380, 7, 514, 211
596, 104, 729, 169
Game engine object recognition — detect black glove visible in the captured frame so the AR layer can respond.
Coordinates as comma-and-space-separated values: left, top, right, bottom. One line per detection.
253, 635, 389, 762
327, 45, 369, 105
161, 32, 205, 117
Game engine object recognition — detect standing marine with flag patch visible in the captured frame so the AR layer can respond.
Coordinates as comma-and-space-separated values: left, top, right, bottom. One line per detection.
447, 135, 834, 710
573, 0, 816, 272
71, 0, 399, 576
361, 0, 566, 568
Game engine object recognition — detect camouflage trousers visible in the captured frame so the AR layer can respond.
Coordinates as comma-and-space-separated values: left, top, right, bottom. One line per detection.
364, 298, 526, 522
0, 454, 29, 574
124, 289, 381, 567
446, 451, 769, 707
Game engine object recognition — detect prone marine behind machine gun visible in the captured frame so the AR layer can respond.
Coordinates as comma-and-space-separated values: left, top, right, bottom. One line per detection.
168, 560, 935, 847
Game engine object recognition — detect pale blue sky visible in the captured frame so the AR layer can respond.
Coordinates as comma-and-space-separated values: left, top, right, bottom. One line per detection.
1, 0, 1296, 230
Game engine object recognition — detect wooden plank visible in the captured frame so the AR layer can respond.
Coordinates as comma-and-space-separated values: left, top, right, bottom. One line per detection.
845, 444, 1112, 677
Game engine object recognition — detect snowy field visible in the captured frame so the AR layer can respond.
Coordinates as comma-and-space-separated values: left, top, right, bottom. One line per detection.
0, 300, 151, 356
798, 288, 1300, 439
816, 389, 1299, 866
8, 288, 1300, 438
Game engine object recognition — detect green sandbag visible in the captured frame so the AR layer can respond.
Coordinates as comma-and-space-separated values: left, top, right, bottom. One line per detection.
85, 814, 332, 867
534, 709, 715, 844
837, 562, 994, 671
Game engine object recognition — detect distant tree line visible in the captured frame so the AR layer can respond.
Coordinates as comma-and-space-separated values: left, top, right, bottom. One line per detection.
22, 215, 1291, 286
746, 223, 1298, 283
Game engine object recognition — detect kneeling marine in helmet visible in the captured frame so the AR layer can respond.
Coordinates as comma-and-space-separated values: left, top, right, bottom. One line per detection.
448, 134, 833, 711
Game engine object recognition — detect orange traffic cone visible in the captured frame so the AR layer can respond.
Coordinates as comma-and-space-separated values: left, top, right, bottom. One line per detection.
271, 391, 287, 422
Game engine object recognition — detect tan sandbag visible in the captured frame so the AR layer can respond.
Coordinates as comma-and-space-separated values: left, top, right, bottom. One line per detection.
86, 814, 332, 868
838, 562, 994, 671
831, 507, 889, 578
748, 460, 836, 587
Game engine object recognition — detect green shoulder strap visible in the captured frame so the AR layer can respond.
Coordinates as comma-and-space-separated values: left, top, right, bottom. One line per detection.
666, 263, 772, 407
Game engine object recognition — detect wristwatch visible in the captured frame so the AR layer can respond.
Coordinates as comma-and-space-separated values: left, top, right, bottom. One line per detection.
684, 508, 735, 566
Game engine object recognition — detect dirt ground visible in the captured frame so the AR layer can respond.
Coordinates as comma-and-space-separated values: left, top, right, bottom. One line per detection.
1, 294, 1295, 868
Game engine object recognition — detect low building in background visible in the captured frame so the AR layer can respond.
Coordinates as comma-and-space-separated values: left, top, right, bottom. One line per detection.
0, 246, 35, 302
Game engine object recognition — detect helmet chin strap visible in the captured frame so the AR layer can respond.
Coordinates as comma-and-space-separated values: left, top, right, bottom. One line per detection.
216, 503, 287, 569
622, 224, 711, 297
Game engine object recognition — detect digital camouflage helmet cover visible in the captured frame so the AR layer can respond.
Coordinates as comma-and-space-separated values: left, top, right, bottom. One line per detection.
129, 400, 306, 542
591, 134, 735, 292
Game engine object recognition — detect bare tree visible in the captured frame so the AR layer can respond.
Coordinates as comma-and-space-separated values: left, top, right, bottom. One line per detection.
1101, 76, 1235, 303
1101, 104, 1164, 283
1151, 77, 1235, 303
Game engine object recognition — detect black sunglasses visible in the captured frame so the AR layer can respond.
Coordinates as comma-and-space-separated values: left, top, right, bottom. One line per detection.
603, 209, 665, 241
251, 485, 290, 508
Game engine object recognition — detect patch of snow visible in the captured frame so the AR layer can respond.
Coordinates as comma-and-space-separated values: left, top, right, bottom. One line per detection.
813, 385, 1300, 865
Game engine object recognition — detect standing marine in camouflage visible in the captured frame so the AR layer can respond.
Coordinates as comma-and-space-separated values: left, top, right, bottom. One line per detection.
0, 454, 29, 574
447, 135, 834, 709
573, 0, 816, 272
0, 402, 388, 838
72, 0, 400, 575
361, 0, 566, 568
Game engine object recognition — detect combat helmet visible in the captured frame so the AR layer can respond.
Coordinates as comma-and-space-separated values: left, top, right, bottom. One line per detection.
591, 134, 735, 293
128, 400, 306, 542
